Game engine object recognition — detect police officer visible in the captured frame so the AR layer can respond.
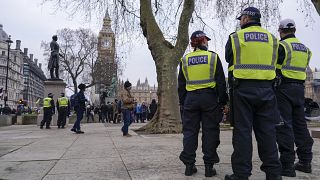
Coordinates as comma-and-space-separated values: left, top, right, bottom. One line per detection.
275, 19, 314, 177
224, 7, 282, 180
71, 84, 87, 134
40, 93, 55, 129
178, 31, 228, 177
57, 92, 70, 129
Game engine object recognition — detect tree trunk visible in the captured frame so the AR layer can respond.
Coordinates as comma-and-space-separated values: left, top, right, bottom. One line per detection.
73, 79, 78, 94
138, 57, 182, 133
137, 0, 194, 134
312, 0, 320, 15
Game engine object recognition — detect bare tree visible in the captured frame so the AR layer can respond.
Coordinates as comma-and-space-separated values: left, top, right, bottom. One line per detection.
41, 0, 319, 133
311, 0, 320, 14
42, 28, 98, 93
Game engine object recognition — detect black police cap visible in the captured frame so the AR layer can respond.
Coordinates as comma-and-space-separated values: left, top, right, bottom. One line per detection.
237, 7, 261, 20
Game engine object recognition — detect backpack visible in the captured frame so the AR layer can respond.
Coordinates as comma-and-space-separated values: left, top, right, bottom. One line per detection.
70, 93, 79, 110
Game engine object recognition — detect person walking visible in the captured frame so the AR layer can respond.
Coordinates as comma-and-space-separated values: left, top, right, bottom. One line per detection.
224, 7, 282, 180
113, 99, 119, 123
275, 19, 314, 177
40, 93, 55, 129
121, 81, 135, 137
101, 102, 108, 124
149, 99, 157, 120
178, 30, 228, 177
141, 102, 147, 123
71, 83, 87, 134
135, 103, 142, 123
57, 92, 69, 128
86, 104, 94, 123
106, 102, 113, 123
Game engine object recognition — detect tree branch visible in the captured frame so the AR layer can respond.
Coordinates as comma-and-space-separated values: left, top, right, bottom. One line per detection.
175, 0, 195, 54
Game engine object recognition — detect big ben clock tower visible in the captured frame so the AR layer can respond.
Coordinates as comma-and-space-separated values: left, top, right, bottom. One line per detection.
94, 11, 117, 101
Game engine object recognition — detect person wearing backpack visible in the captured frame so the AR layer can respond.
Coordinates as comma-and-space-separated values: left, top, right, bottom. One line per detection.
71, 83, 87, 134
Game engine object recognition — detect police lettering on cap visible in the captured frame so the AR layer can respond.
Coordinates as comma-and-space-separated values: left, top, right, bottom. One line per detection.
191, 31, 211, 41
237, 7, 261, 20
279, 19, 296, 29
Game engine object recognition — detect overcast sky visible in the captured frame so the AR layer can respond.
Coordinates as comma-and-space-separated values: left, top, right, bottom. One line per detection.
0, 0, 319, 87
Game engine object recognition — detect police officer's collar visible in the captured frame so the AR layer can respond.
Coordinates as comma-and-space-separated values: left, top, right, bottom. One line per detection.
194, 46, 208, 51
241, 21, 261, 29
281, 33, 295, 41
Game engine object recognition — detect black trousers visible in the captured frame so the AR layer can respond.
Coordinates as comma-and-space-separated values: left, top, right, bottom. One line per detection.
179, 89, 220, 165
41, 108, 53, 128
58, 107, 67, 127
231, 81, 281, 177
276, 83, 314, 165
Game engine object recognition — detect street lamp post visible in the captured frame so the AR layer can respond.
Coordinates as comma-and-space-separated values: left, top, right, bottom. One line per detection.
4, 35, 13, 107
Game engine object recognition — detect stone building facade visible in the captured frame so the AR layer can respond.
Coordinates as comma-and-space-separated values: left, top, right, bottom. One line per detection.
118, 78, 158, 104
305, 66, 320, 103
0, 24, 46, 109
0, 24, 24, 108
22, 48, 46, 108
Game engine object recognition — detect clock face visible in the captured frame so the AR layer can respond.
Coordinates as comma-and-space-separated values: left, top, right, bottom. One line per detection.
102, 37, 112, 49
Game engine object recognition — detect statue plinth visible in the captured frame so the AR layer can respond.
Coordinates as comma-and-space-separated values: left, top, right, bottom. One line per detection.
312, 128, 320, 138
37, 80, 68, 126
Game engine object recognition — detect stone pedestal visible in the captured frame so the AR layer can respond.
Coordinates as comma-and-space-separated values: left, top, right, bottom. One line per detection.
0, 115, 12, 127
37, 80, 67, 126
311, 128, 320, 138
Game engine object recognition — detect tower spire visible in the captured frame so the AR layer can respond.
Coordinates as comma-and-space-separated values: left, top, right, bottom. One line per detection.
104, 9, 110, 20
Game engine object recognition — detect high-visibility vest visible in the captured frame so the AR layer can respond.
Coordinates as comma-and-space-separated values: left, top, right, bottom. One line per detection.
43, 97, 52, 108
276, 37, 312, 80
230, 26, 278, 80
181, 49, 218, 91
58, 97, 69, 107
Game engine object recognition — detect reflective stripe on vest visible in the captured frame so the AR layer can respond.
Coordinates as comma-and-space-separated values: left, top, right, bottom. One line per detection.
278, 38, 311, 80
58, 97, 68, 107
43, 97, 52, 108
181, 50, 217, 91
231, 26, 278, 80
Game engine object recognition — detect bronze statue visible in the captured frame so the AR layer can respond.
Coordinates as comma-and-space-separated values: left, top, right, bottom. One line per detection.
106, 74, 117, 97
48, 35, 63, 79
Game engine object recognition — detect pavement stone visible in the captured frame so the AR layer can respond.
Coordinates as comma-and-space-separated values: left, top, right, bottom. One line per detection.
0, 123, 319, 180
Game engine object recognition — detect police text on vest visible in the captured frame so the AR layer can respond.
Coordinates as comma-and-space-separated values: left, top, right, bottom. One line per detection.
244, 32, 269, 42
291, 43, 307, 52
188, 55, 208, 66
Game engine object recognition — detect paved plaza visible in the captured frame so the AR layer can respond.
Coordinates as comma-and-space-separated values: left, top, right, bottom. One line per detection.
0, 123, 319, 180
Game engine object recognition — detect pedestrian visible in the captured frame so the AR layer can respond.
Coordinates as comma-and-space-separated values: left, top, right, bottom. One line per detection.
275, 19, 314, 177
141, 102, 147, 123
86, 104, 94, 123
57, 92, 69, 128
71, 83, 87, 134
107, 102, 113, 123
224, 7, 282, 180
121, 80, 135, 137
40, 93, 55, 129
178, 30, 228, 177
135, 103, 142, 123
116, 99, 122, 123
113, 99, 119, 123
94, 106, 102, 122
149, 99, 157, 120
101, 102, 108, 123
